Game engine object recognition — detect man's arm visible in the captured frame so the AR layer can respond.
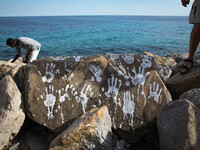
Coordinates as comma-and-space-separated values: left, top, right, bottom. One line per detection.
11, 54, 20, 63
181, 0, 190, 7
11, 47, 21, 63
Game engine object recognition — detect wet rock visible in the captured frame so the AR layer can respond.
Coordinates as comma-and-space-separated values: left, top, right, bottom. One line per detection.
24, 54, 172, 131
0, 75, 25, 149
157, 100, 200, 150
180, 88, 200, 109
49, 106, 112, 150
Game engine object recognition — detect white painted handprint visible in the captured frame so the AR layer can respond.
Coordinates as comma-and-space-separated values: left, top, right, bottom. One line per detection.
58, 84, 70, 102
65, 61, 73, 73
76, 84, 92, 113
131, 66, 150, 86
123, 91, 135, 126
109, 61, 129, 79
42, 63, 57, 83
141, 55, 152, 69
105, 75, 122, 104
43, 85, 56, 119
90, 65, 103, 82
122, 54, 134, 64
147, 82, 162, 102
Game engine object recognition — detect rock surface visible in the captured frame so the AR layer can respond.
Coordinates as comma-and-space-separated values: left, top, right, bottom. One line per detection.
0, 75, 25, 149
49, 106, 112, 150
166, 66, 200, 99
180, 88, 200, 109
0, 59, 25, 81
24, 54, 172, 131
157, 100, 200, 150
144, 52, 176, 81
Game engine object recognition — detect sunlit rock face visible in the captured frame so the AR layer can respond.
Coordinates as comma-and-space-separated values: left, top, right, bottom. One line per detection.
24, 53, 172, 131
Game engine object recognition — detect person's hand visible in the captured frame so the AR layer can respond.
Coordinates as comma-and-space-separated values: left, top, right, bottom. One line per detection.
181, 0, 190, 7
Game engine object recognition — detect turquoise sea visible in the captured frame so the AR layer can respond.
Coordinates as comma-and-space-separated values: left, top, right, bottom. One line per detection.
0, 16, 195, 61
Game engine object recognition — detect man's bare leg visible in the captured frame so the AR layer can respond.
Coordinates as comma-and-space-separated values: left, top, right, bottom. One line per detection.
180, 23, 200, 73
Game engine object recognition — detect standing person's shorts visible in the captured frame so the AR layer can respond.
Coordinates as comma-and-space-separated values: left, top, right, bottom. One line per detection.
189, 0, 200, 24
23, 49, 40, 63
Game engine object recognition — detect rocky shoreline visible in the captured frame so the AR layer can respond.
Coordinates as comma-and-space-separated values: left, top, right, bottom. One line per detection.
0, 52, 200, 150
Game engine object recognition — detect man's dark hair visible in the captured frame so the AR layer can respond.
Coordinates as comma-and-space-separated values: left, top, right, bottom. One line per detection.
6, 38, 15, 46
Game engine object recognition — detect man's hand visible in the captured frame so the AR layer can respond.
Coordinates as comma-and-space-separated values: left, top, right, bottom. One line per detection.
181, 0, 190, 7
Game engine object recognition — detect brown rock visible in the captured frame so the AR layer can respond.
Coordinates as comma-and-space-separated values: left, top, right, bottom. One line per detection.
0, 75, 25, 149
0, 59, 25, 81
157, 100, 200, 150
166, 66, 200, 99
24, 53, 172, 131
49, 106, 112, 150
180, 88, 200, 109
144, 52, 176, 81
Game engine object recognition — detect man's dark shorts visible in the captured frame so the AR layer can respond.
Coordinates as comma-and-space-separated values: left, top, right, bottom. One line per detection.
190, 0, 200, 24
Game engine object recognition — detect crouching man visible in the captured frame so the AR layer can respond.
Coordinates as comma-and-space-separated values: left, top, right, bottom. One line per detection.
6, 37, 41, 63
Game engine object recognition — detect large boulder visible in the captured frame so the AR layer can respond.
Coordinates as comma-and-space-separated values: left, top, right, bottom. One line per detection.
180, 88, 200, 109
157, 100, 200, 150
0, 75, 25, 149
166, 66, 200, 99
49, 106, 112, 150
0, 59, 25, 81
24, 53, 172, 131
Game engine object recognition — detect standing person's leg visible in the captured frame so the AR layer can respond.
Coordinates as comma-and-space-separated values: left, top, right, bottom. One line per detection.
180, 0, 200, 75
180, 23, 200, 74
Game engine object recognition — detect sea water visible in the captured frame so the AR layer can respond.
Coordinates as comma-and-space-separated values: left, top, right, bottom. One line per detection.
0, 16, 195, 61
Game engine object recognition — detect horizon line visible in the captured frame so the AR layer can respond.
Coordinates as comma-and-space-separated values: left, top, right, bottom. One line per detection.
0, 14, 188, 17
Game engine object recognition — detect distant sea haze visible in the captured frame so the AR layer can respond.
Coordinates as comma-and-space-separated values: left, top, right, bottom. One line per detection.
0, 15, 194, 61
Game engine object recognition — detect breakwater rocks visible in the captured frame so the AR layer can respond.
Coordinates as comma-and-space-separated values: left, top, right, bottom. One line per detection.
1, 52, 200, 149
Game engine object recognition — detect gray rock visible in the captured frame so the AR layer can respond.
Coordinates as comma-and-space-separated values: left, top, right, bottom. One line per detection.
0, 75, 25, 149
166, 66, 200, 99
49, 106, 113, 150
180, 88, 200, 109
157, 100, 200, 150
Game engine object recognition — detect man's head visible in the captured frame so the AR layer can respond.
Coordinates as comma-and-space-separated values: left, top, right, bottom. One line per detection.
6, 38, 16, 47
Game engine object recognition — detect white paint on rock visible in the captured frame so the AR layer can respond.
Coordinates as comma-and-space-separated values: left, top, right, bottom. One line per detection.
147, 82, 162, 103
123, 91, 135, 127
105, 75, 122, 105
76, 84, 92, 113
122, 54, 134, 64
74, 56, 81, 62
42, 63, 56, 83
44, 85, 56, 119
90, 65, 103, 82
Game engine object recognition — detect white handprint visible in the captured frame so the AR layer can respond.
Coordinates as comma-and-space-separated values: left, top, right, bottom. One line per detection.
65, 61, 73, 73
44, 85, 56, 119
123, 91, 135, 126
148, 82, 162, 102
42, 63, 56, 83
76, 84, 92, 113
105, 75, 122, 104
122, 54, 135, 64
109, 61, 129, 79
58, 84, 70, 102
90, 65, 103, 82
141, 55, 152, 69
131, 66, 150, 86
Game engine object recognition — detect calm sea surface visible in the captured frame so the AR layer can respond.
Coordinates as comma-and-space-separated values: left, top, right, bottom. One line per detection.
0, 16, 195, 61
